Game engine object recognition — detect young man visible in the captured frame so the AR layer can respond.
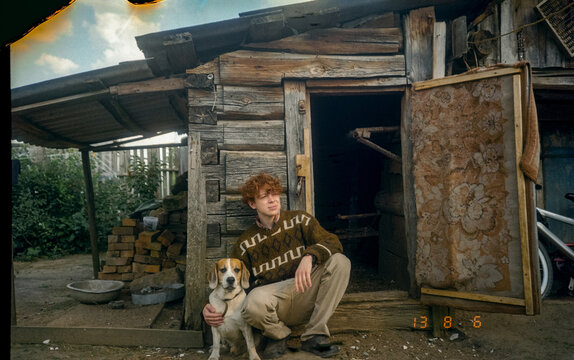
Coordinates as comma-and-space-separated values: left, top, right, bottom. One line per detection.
203, 173, 350, 358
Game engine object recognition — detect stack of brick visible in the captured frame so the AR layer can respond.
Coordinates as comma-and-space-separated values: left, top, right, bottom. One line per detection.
98, 218, 139, 281
131, 229, 185, 278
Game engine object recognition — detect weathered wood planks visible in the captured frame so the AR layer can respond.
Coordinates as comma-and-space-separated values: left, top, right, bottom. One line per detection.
243, 27, 402, 55
219, 50, 405, 86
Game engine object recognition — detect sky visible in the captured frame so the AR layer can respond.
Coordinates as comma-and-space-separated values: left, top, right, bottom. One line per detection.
10, 0, 309, 89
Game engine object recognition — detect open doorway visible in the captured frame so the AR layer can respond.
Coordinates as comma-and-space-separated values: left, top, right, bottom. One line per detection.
310, 93, 407, 292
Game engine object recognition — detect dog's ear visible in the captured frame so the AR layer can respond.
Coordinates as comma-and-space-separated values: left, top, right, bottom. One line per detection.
208, 263, 219, 289
240, 261, 250, 289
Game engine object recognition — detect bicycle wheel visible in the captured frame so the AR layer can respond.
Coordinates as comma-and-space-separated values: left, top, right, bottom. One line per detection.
539, 241, 553, 298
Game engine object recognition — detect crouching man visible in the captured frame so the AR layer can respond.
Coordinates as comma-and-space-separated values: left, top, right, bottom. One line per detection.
203, 173, 350, 358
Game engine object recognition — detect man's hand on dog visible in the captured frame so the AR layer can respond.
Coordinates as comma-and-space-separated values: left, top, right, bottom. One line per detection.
295, 255, 314, 293
203, 304, 224, 327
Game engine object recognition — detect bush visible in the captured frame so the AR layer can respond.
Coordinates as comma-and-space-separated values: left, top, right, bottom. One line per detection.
11, 149, 141, 259
126, 155, 165, 202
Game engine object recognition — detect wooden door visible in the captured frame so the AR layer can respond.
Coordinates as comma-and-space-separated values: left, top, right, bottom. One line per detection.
407, 65, 541, 315
284, 80, 314, 214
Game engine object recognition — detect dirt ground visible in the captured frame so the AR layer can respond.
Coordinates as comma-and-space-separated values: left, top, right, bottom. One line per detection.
10, 254, 574, 360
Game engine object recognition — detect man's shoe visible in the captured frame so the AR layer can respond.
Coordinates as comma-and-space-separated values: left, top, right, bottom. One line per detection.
301, 335, 340, 358
261, 337, 287, 359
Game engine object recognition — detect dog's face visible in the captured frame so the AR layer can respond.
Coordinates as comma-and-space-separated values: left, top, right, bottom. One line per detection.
208, 258, 250, 291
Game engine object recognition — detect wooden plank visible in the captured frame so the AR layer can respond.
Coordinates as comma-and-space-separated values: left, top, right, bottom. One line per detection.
432, 22, 446, 79
284, 80, 308, 212
400, 90, 418, 297
184, 132, 207, 330
110, 77, 185, 96
11, 89, 109, 114
220, 120, 284, 151
11, 326, 203, 348
224, 151, 287, 192
500, 0, 518, 64
421, 288, 526, 307
403, 7, 435, 83
219, 50, 405, 86
243, 28, 402, 55
291, 291, 430, 333
513, 74, 535, 315
413, 67, 521, 90
188, 86, 284, 119
306, 77, 406, 89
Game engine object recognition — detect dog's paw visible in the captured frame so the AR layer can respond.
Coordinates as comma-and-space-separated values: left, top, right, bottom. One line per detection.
208, 356, 219, 360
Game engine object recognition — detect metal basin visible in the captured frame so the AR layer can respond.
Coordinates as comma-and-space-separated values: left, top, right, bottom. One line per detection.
67, 280, 124, 304
131, 283, 184, 305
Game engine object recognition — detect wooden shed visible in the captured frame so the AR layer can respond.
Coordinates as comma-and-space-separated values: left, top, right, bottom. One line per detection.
11, 0, 574, 343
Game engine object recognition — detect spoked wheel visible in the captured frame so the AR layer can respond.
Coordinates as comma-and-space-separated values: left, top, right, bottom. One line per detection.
539, 241, 553, 299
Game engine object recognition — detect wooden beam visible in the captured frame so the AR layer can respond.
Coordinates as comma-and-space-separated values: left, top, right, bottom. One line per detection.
99, 98, 148, 134
513, 74, 535, 315
243, 27, 402, 55
413, 67, 521, 91
219, 50, 405, 86
184, 132, 207, 330
400, 90, 418, 298
188, 85, 284, 120
11, 326, 203, 348
11, 89, 109, 114
109, 77, 185, 96
404, 7, 435, 83
11, 115, 87, 148
432, 21, 446, 79
81, 150, 100, 279
421, 288, 526, 307
306, 77, 407, 89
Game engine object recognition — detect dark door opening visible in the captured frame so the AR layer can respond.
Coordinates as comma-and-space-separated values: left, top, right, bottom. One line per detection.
310, 93, 407, 292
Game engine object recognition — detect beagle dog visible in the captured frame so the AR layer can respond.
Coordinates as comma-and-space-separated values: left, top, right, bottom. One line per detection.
208, 258, 260, 360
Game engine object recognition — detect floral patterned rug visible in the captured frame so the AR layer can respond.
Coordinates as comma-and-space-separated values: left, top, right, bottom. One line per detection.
410, 68, 534, 296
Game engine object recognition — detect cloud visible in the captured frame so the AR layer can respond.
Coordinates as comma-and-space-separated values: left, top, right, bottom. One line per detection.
35, 53, 80, 75
89, 11, 160, 69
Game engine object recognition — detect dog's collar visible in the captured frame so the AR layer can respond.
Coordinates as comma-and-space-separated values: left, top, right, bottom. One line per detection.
221, 290, 243, 317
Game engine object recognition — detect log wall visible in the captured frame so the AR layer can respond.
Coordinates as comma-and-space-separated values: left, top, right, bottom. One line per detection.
185, 20, 406, 264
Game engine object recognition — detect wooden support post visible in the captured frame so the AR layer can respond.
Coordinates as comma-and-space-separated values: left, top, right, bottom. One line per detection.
402, 6, 436, 297
81, 150, 100, 278
431, 306, 450, 338
184, 132, 207, 330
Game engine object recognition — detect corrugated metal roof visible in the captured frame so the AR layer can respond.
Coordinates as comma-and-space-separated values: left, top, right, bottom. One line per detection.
11, 60, 188, 150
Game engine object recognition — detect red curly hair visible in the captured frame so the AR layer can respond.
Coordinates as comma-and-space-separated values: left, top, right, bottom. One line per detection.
240, 173, 283, 205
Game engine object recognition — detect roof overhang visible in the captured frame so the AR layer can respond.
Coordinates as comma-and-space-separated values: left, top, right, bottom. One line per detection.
11, 60, 189, 151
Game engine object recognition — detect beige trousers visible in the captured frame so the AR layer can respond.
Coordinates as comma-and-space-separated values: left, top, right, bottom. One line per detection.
242, 253, 351, 342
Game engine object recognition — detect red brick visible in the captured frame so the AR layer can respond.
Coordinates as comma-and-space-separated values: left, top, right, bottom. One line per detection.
122, 218, 139, 227
106, 257, 132, 266
121, 235, 136, 243
112, 226, 138, 235
108, 242, 134, 251
158, 230, 175, 247
98, 272, 123, 281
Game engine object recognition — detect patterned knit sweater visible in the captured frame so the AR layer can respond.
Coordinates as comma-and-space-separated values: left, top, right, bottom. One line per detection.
230, 210, 343, 287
